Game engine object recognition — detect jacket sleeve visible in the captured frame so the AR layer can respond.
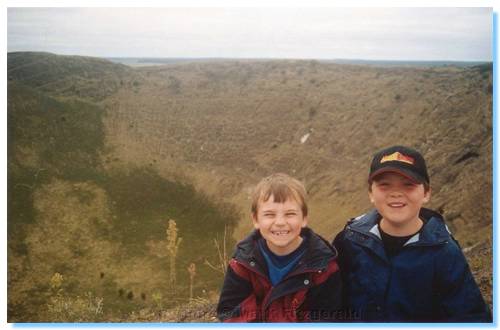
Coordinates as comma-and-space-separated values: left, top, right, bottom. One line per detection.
332, 229, 347, 271
435, 243, 492, 322
305, 261, 344, 322
332, 229, 350, 311
216, 259, 260, 322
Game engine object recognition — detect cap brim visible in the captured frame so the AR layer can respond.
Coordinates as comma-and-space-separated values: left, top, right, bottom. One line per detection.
369, 167, 425, 184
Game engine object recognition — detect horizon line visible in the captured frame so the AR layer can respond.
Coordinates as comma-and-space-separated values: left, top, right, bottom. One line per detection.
6, 51, 492, 63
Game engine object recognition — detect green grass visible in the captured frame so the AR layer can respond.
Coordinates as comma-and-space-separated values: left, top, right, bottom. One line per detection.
8, 52, 132, 101
103, 167, 237, 247
8, 82, 106, 259
8, 80, 237, 321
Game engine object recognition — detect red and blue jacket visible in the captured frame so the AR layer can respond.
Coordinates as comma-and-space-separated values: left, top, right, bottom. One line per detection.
333, 208, 492, 322
217, 227, 343, 322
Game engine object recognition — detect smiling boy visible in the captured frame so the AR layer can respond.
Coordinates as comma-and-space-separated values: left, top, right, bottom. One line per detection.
217, 173, 343, 322
333, 145, 491, 322
370, 171, 430, 238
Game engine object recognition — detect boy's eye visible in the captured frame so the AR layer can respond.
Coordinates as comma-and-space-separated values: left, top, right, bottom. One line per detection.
285, 212, 297, 217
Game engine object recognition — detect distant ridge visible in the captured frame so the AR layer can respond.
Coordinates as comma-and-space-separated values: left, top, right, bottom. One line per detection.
106, 57, 239, 66
330, 59, 490, 67
106, 56, 490, 68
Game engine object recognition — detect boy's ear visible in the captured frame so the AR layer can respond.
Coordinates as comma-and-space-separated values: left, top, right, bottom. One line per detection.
368, 191, 375, 204
301, 216, 308, 228
251, 213, 260, 229
423, 187, 432, 204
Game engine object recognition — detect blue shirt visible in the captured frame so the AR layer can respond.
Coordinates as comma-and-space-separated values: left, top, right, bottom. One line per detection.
258, 236, 307, 286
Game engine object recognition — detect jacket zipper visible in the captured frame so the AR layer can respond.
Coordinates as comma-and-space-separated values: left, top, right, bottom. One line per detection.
262, 268, 325, 312
235, 257, 330, 321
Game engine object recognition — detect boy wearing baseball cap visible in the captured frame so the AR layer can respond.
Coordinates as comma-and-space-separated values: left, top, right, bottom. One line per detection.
333, 145, 491, 322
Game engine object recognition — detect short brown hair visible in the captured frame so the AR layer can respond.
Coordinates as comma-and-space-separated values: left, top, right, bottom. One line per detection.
251, 173, 308, 217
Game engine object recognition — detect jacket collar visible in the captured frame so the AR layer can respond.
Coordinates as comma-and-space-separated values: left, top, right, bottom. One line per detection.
347, 207, 451, 247
233, 227, 337, 274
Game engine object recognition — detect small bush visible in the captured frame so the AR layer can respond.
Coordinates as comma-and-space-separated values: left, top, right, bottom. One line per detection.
45, 273, 104, 322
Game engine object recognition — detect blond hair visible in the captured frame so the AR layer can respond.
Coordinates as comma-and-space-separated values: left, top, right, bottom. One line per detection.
251, 173, 308, 216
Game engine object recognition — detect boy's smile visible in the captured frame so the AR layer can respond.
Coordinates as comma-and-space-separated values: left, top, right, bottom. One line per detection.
369, 172, 431, 236
252, 195, 307, 256
271, 230, 291, 236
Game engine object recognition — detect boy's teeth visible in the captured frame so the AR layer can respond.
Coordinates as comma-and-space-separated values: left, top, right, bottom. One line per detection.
273, 231, 289, 236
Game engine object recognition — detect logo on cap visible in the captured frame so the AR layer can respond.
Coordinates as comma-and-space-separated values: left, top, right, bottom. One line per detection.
380, 152, 415, 165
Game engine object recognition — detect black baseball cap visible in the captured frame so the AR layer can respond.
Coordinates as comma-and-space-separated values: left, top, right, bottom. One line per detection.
368, 145, 430, 185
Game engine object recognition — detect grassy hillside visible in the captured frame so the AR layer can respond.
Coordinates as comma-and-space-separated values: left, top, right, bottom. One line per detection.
103, 60, 492, 238
7, 52, 493, 321
8, 52, 137, 101
8, 77, 237, 322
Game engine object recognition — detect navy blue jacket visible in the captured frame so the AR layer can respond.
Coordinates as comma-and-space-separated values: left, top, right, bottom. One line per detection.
217, 227, 344, 322
333, 208, 491, 322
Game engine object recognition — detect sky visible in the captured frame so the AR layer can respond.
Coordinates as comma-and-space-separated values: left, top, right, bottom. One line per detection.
7, 6, 494, 61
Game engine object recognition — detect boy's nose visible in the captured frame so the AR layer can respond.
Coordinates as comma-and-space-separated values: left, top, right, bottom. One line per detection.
389, 190, 403, 197
274, 214, 286, 224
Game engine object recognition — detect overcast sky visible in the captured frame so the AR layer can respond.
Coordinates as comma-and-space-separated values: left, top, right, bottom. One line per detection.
7, 7, 493, 61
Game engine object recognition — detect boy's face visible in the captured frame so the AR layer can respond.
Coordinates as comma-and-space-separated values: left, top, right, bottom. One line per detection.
369, 172, 431, 231
252, 195, 307, 256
